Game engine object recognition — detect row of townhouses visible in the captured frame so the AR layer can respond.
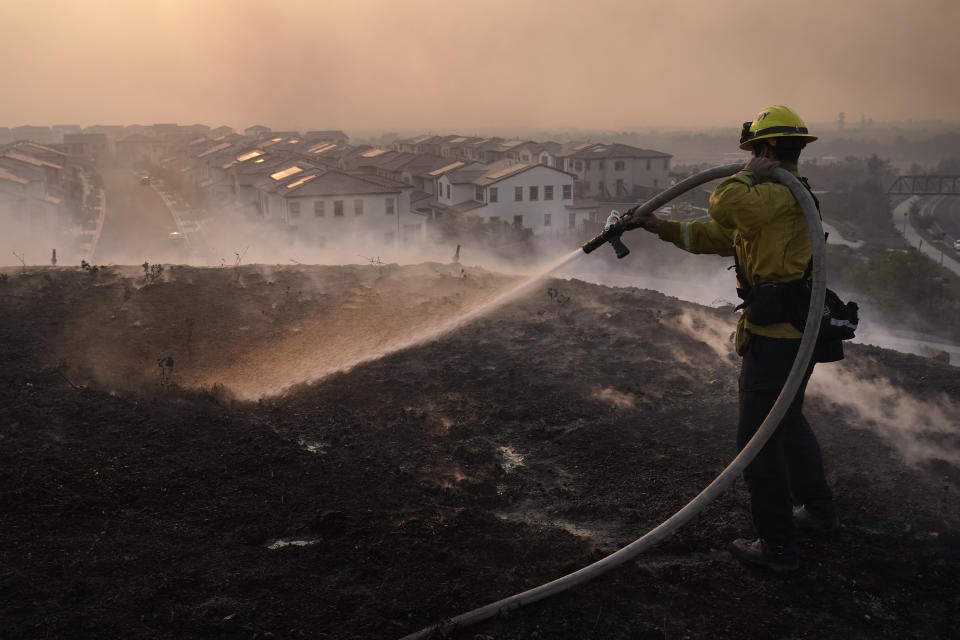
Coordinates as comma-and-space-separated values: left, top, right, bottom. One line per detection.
0, 140, 71, 231
2, 122, 674, 250
165, 126, 672, 243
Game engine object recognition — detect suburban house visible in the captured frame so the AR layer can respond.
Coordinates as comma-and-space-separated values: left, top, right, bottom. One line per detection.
204, 146, 271, 202
186, 134, 255, 190
244, 125, 271, 137
115, 133, 163, 166
52, 124, 82, 140
257, 131, 300, 144
1, 143, 64, 189
354, 151, 449, 188
227, 152, 282, 211
17, 142, 69, 172
563, 143, 672, 198
435, 160, 587, 235
11, 126, 55, 145
304, 130, 349, 145
0, 166, 61, 228
298, 141, 355, 170
256, 168, 420, 246
0, 143, 66, 228
502, 140, 561, 167
63, 133, 110, 163
253, 161, 320, 220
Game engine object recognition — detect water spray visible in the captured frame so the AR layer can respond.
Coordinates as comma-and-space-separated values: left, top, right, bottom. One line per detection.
400, 163, 827, 639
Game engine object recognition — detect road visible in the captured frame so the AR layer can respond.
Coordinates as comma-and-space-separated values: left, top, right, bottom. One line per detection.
93, 170, 181, 265
933, 194, 960, 241
893, 196, 960, 277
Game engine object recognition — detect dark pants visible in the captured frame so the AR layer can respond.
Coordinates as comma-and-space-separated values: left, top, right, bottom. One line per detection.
737, 335, 835, 546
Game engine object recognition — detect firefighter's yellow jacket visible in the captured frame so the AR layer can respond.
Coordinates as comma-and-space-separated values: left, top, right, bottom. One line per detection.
656, 169, 811, 354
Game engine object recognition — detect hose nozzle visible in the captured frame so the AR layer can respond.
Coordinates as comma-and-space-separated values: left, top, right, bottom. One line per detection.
582, 209, 631, 258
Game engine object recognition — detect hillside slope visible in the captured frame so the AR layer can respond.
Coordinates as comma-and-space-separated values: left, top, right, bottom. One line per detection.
1, 264, 958, 639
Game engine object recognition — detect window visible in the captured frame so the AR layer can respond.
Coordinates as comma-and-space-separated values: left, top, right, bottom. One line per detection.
544, 213, 552, 227
476, 185, 484, 201
586, 160, 591, 171
616, 179, 624, 194
514, 186, 523, 201
289, 201, 300, 217
513, 215, 523, 229
544, 185, 554, 200
490, 187, 498, 203
646, 159, 651, 171
654, 178, 658, 188
664, 158, 670, 169
385, 197, 395, 215
403, 223, 422, 241
562, 184, 572, 199
529, 186, 538, 201
615, 160, 625, 171
584, 181, 591, 193
354, 199, 363, 215
334, 200, 344, 216
599, 160, 605, 170
446, 184, 450, 198
568, 212, 576, 228
314, 201, 325, 217
575, 161, 582, 171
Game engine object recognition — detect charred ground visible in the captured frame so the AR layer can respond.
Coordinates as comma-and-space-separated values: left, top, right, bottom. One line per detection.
1, 264, 958, 639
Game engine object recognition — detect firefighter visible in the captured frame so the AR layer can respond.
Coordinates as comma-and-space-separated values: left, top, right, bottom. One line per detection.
630, 105, 839, 571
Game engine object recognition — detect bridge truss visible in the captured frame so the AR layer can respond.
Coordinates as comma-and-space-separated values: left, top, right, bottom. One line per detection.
888, 175, 960, 195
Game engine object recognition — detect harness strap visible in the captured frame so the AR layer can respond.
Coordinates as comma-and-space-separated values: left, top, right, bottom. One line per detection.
733, 175, 824, 308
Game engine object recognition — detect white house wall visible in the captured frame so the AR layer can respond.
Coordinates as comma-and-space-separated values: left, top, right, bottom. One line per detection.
475, 165, 575, 235
281, 191, 417, 247
627, 156, 670, 191
436, 175, 471, 205
574, 155, 672, 196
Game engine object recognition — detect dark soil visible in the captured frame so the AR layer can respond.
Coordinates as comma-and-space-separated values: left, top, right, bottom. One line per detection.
2, 264, 958, 639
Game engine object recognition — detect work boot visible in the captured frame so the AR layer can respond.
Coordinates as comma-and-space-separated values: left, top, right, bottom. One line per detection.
729, 538, 799, 572
793, 505, 840, 534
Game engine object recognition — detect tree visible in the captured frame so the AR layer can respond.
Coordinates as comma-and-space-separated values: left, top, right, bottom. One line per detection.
866, 154, 893, 183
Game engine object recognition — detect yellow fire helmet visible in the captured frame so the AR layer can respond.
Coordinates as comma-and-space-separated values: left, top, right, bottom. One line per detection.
739, 105, 818, 151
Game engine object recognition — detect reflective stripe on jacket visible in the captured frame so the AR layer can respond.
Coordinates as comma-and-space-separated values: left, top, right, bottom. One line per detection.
657, 169, 811, 353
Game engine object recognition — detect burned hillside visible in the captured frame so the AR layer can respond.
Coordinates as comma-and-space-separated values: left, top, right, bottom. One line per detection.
1, 264, 958, 639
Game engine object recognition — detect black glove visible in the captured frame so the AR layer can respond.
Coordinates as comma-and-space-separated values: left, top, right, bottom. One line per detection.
620, 206, 643, 230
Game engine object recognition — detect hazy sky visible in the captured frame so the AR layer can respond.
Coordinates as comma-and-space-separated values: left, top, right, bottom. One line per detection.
2, 0, 958, 135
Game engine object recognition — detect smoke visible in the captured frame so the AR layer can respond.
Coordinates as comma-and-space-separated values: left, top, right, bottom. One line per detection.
672, 308, 738, 361
1, 214, 81, 267
808, 366, 960, 467
592, 386, 637, 410
198, 250, 583, 399
6, 0, 960, 130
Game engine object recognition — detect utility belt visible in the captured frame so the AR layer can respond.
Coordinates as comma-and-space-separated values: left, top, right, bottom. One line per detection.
736, 277, 859, 343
